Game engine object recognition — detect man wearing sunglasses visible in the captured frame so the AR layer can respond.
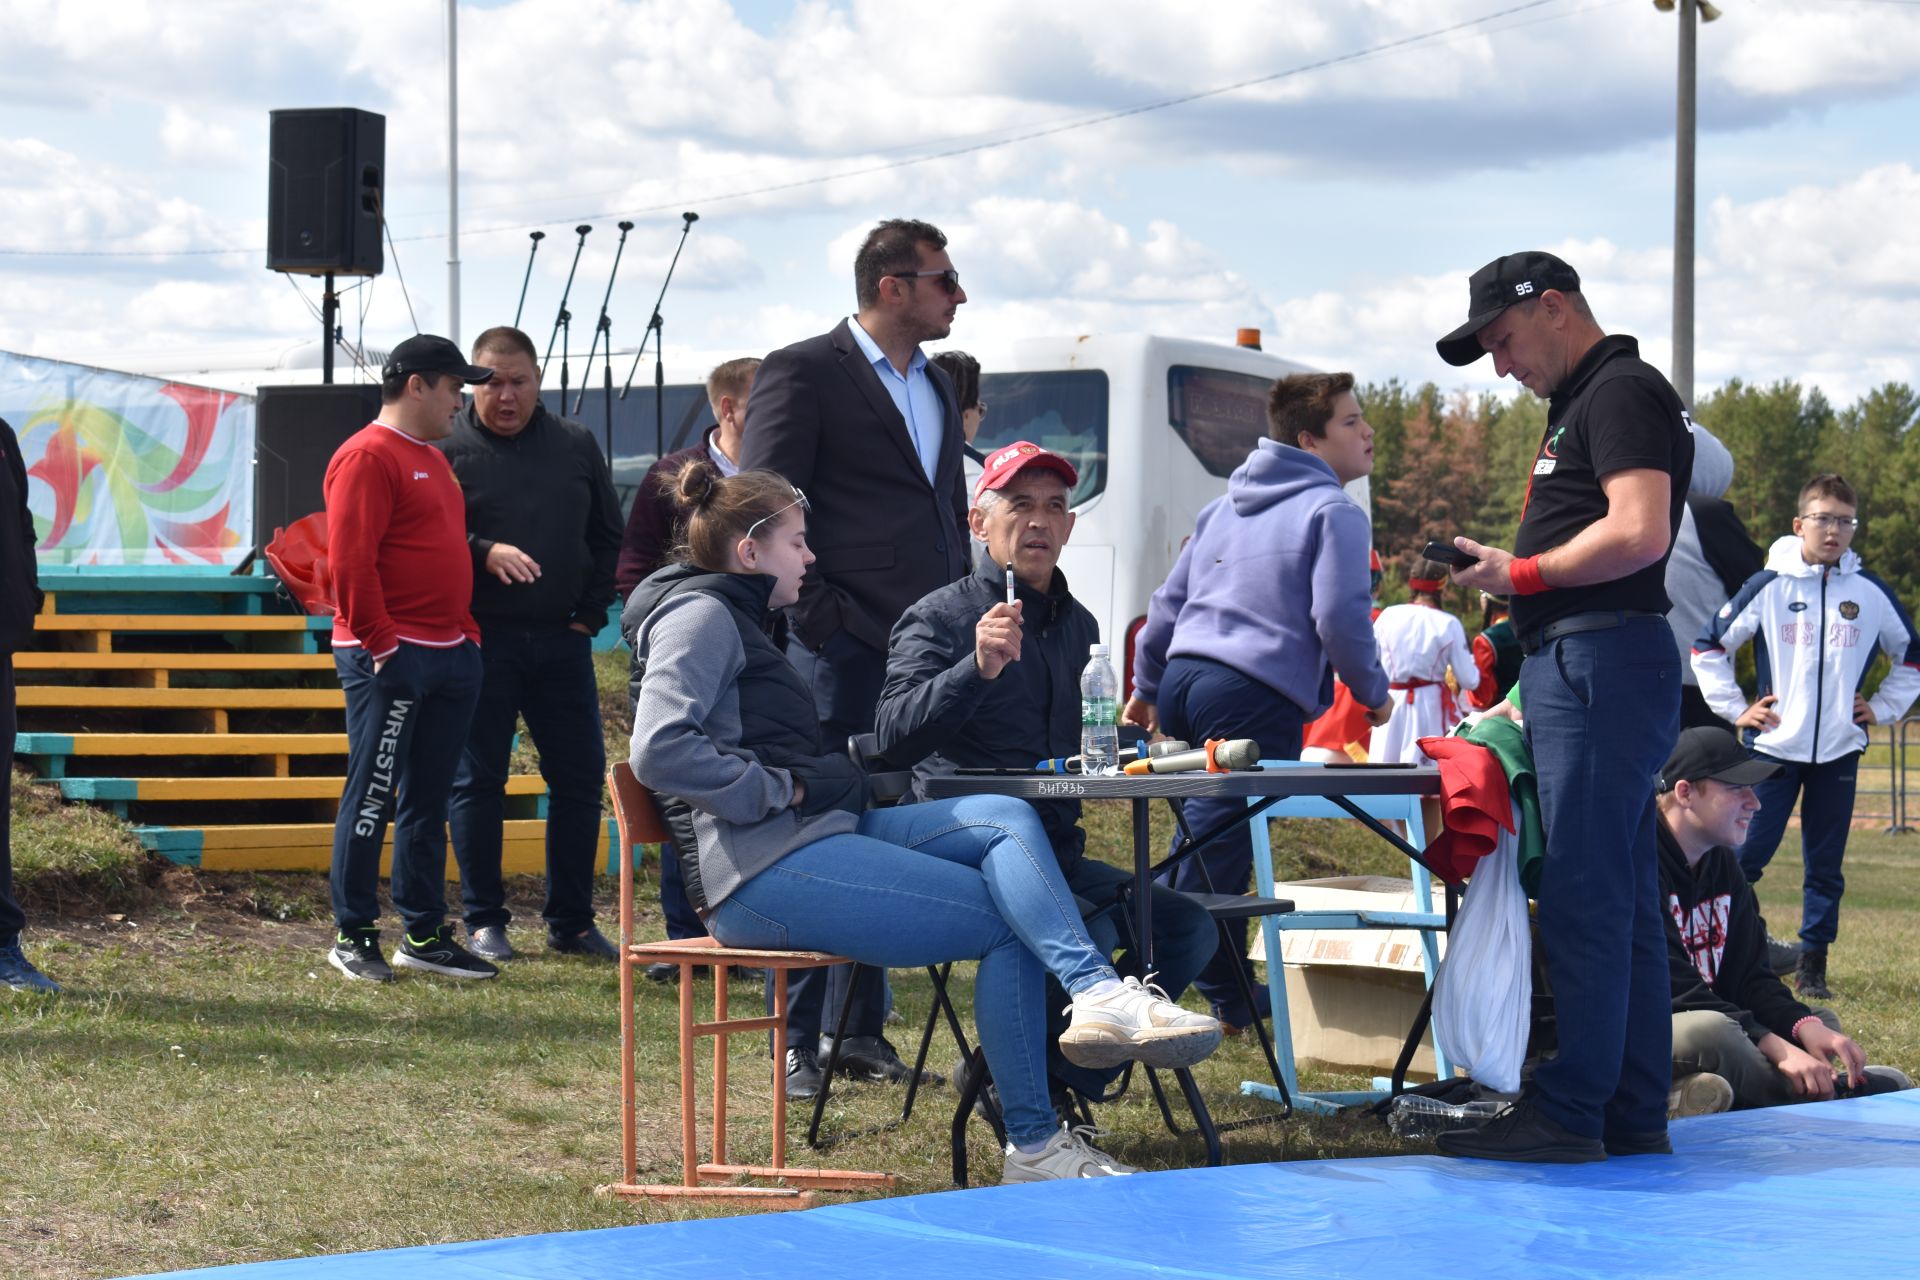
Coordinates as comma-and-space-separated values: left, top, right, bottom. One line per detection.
1692, 473, 1920, 1001
741, 217, 971, 1098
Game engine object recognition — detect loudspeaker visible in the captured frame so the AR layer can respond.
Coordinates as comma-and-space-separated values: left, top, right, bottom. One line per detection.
267, 108, 385, 277
254, 384, 383, 537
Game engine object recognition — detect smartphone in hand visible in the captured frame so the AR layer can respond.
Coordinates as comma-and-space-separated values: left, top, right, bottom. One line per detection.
1420, 539, 1480, 569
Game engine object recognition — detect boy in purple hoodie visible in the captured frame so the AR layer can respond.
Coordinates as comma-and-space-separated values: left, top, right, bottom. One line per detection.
1122, 372, 1390, 1030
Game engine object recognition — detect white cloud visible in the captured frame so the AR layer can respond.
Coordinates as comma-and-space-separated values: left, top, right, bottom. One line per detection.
0, 137, 233, 255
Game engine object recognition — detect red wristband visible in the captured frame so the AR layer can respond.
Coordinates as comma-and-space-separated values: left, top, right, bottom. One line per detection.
1792, 1014, 1823, 1045
1508, 555, 1548, 596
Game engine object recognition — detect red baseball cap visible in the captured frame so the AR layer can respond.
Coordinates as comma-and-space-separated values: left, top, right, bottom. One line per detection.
973, 440, 1078, 503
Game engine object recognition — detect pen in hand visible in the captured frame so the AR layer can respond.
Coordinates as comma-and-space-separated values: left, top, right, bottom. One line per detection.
1006, 560, 1016, 608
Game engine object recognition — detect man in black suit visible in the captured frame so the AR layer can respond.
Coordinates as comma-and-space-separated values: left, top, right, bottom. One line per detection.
740, 217, 970, 1097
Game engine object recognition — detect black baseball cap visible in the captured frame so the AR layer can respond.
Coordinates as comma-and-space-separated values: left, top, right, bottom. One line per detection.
1658, 727, 1783, 793
1435, 251, 1582, 367
380, 334, 494, 384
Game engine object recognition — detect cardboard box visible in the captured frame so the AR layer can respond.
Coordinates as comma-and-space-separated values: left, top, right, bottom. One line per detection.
1249, 875, 1446, 1077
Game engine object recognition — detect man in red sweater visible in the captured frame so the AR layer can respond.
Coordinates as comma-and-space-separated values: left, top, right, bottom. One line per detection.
325, 335, 496, 983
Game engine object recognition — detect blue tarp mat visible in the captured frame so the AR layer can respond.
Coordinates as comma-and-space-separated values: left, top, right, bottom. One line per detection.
139, 1092, 1920, 1279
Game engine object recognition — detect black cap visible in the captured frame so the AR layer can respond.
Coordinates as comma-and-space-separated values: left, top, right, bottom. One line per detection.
1435, 251, 1582, 366
1658, 727, 1783, 793
380, 334, 495, 384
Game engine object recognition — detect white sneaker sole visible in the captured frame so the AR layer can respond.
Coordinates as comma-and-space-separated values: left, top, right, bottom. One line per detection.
1057, 1023, 1223, 1070
391, 952, 497, 979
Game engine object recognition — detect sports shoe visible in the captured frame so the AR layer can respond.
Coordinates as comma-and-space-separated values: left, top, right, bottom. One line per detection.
327, 930, 393, 983
1604, 1128, 1673, 1157
1765, 933, 1800, 977
642, 961, 680, 984
548, 925, 618, 961
785, 1047, 826, 1100
1668, 1071, 1734, 1119
1001, 1124, 1137, 1184
820, 1034, 942, 1087
1058, 975, 1223, 1070
393, 924, 499, 979
1434, 1095, 1607, 1164
0, 940, 60, 994
1838, 1066, 1913, 1097
1795, 948, 1833, 1000
467, 924, 513, 961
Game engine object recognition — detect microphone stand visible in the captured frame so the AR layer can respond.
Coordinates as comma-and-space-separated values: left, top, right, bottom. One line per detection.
513, 230, 545, 328
543, 224, 592, 423
574, 221, 634, 462
620, 211, 698, 459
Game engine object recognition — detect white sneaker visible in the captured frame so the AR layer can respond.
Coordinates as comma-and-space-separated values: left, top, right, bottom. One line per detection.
1002, 1124, 1138, 1184
1057, 974, 1223, 1070
1667, 1071, 1734, 1118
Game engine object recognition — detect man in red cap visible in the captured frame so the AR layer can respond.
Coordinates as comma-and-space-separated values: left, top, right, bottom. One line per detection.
877, 440, 1220, 1110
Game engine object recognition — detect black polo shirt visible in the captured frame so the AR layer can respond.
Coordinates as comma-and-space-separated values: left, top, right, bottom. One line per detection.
1511, 335, 1693, 635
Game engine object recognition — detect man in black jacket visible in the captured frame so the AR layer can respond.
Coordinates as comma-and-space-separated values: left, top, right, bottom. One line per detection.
1, 415, 57, 994
741, 218, 970, 1094
1656, 726, 1908, 1110
440, 326, 624, 962
876, 441, 1217, 1104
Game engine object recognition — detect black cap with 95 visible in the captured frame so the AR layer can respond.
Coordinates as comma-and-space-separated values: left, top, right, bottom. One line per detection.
1435, 251, 1582, 367
380, 334, 495, 384
1658, 726, 1783, 794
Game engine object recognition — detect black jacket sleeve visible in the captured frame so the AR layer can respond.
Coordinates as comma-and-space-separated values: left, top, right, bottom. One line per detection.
572, 435, 625, 633
874, 599, 989, 768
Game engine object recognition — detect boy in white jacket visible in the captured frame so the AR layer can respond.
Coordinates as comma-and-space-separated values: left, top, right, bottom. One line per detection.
1692, 474, 1920, 999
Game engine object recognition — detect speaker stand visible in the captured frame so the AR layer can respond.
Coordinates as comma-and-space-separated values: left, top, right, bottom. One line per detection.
322, 272, 338, 384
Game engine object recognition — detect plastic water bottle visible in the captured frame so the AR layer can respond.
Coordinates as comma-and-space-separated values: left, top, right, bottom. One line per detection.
1079, 643, 1120, 776
1386, 1092, 1510, 1140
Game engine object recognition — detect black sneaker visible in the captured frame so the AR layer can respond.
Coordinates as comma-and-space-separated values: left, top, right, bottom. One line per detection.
328, 930, 394, 983
1434, 1095, 1607, 1164
643, 961, 680, 984
820, 1034, 942, 1087
1795, 948, 1833, 1001
1765, 933, 1800, 977
393, 924, 499, 979
785, 1047, 826, 1100
548, 925, 618, 961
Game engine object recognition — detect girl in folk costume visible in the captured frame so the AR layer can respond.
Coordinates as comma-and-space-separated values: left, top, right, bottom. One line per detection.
1368, 562, 1481, 763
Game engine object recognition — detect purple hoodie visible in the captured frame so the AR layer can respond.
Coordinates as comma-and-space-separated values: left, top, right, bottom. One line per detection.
1132, 439, 1387, 718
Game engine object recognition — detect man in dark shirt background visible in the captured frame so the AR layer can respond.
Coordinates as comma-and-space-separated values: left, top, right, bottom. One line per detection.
441, 325, 623, 963
2, 414, 58, 994
1438, 251, 1693, 1163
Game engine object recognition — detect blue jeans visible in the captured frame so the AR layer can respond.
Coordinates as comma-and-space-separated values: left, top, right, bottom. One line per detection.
1737, 751, 1860, 949
448, 622, 605, 936
1154, 655, 1307, 1026
1051, 858, 1217, 1098
1522, 615, 1679, 1139
1, 657, 23, 945
706, 795, 1114, 1147
331, 641, 484, 935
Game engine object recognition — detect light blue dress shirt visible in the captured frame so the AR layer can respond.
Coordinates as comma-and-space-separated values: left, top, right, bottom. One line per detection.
848, 316, 943, 484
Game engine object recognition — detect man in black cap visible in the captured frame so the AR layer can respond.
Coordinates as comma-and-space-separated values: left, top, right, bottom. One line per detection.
1433, 252, 1694, 1162
323, 334, 498, 983
1654, 726, 1909, 1111
440, 325, 623, 964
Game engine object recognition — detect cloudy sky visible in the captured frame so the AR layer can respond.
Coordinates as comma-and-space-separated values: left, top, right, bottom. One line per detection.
1, 0, 1916, 405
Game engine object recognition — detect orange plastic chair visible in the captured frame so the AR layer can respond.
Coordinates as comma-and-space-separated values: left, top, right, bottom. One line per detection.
604, 762, 894, 1208
264, 512, 335, 616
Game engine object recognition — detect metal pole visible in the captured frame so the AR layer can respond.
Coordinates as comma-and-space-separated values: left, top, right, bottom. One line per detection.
1672, 0, 1697, 408
445, 0, 461, 345
322, 272, 337, 385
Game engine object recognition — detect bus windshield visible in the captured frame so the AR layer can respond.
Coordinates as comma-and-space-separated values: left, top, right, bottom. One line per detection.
974, 369, 1111, 506
1167, 365, 1271, 478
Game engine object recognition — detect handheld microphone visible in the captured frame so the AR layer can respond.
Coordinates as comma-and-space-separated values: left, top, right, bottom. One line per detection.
1034, 740, 1186, 774
1123, 738, 1261, 775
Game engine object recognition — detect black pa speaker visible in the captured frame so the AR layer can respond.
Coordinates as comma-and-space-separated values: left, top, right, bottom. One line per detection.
254, 384, 383, 538
266, 108, 385, 277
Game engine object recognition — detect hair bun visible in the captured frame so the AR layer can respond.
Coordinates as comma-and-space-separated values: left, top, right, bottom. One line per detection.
669, 457, 721, 512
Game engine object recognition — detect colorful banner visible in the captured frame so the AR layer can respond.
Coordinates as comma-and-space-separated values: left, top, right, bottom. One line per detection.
0, 350, 255, 566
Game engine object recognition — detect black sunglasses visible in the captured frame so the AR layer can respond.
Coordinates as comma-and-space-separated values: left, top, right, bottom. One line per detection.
889, 268, 961, 296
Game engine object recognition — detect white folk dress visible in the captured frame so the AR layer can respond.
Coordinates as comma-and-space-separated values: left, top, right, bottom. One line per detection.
1367, 603, 1481, 764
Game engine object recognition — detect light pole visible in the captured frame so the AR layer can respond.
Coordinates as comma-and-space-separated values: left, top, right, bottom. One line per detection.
1654, 0, 1721, 408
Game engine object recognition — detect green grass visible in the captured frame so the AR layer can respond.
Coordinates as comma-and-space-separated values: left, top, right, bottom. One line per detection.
8, 683, 1920, 1278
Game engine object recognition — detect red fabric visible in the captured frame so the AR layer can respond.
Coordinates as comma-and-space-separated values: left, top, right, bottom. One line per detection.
265, 513, 335, 616
1467, 633, 1502, 710
1508, 554, 1548, 596
1302, 606, 1384, 757
1415, 734, 1516, 885
323, 422, 478, 659
1407, 576, 1446, 594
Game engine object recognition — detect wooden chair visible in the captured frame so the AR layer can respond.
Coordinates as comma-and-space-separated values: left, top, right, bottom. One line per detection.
604, 762, 894, 1209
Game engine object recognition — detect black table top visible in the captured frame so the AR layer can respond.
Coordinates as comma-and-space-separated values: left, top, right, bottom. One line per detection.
921, 764, 1441, 801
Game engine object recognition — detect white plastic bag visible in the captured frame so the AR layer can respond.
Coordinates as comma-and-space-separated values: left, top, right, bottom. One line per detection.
1430, 801, 1532, 1094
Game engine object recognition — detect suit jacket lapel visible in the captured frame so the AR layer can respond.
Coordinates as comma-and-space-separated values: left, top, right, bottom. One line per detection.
832, 319, 930, 489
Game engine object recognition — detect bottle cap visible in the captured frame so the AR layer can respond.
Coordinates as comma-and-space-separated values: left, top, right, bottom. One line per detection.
1089, 643, 1109, 656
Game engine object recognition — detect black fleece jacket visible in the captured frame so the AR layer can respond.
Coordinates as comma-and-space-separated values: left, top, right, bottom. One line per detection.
1659, 817, 1813, 1044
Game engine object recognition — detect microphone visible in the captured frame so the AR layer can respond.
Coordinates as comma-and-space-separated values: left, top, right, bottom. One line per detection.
682, 211, 699, 225
1123, 738, 1261, 775
1034, 740, 1187, 775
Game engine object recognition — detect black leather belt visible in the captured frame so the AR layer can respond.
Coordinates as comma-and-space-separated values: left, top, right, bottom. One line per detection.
1521, 609, 1665, 656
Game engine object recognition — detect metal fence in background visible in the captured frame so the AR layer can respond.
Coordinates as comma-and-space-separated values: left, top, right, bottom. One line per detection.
1855, 716, 1919, 835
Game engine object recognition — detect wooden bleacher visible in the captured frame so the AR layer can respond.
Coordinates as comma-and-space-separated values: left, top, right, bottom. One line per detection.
10, 569, 602, 874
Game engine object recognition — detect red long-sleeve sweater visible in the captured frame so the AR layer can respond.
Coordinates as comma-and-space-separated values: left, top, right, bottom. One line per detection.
323, 421, 478, 658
